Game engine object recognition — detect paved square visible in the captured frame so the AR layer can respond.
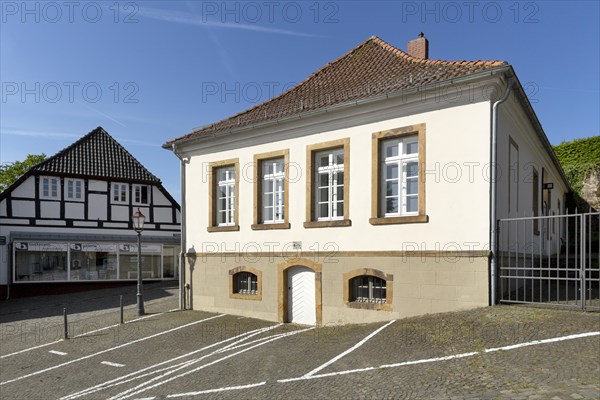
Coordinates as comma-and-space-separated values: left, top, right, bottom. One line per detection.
1, 285, 599, 399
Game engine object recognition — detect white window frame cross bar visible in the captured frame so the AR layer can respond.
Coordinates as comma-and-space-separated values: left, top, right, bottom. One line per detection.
66, 178, 83, 200
262, 159, 285, 224
133, 184, 149, 205
41, 176, 60, 199
217, 166, 236, 226
381, 137, 419, 217
112, 183, 128, 204
315, 149, 344, 221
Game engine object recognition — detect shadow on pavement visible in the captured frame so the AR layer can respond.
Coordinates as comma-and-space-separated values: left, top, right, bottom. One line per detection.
0, 281, 178, 324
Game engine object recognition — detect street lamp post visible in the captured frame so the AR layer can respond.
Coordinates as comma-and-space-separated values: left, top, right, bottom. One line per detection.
132, 208, 145, 316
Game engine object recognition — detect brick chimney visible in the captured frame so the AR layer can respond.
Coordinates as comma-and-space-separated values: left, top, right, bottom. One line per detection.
407, 32, 429, 59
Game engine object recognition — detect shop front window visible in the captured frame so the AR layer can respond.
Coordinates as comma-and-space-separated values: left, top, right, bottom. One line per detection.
15, 242, 68, 281
163, 246, 178, 278
69, 243, 118, 280
118, 243, 162, 280
13, 241, 172, 282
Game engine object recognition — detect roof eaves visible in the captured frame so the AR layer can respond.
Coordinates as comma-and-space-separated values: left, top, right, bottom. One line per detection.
165, 63, 512, 150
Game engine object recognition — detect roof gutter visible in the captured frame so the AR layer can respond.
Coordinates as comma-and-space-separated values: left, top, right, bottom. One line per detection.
171, 143, 187, 311
490, 77, 514, 306
163, 65, 512, 150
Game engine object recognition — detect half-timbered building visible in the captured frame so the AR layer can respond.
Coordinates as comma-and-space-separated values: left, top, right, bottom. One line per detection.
0, 127, 181, 297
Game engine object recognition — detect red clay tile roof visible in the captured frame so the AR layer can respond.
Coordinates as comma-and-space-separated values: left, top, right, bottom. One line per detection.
166, 36, 507, 146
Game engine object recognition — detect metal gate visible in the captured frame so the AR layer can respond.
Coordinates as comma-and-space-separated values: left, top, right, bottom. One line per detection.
497, 212, 599, 310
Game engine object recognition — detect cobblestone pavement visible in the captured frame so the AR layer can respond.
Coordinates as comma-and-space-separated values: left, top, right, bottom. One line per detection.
1, 288, 598, 400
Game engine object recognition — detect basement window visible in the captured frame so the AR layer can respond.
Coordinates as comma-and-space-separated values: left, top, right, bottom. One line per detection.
233, 272, 258, 295
350, 275, 387, 304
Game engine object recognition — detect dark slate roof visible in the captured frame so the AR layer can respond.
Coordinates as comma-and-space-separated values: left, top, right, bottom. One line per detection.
32, 127, 160, 183
165, 36, 507, 146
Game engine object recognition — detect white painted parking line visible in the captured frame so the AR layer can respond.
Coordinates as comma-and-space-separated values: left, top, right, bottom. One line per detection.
102, 361, 126, 368
1, 312, 163, 360
214, 326, 307, 354
167, 382, 267, 398
303, 319, 395, 378
484, 331, 600, 352
60, 325, 281, 400
0, 340, 64, 359
0, 314, 225, 387
107, 327, 315, 400
72, 312, 162, 339
278, 330, 600, 383
49, 350, 68, 356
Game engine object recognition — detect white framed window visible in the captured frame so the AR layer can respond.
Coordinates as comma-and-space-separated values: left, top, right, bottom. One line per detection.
65, 178, 83, 201
315, 148, 344, 221
112, 183, 128, 204
41, 176, 60, 199
216, 166, 236, 226
133, 184, 149, 205
261, 158, 285, 224
380, 136, 419, 216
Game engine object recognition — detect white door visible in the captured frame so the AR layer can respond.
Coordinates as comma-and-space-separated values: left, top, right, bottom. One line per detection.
287, 266, 316, 325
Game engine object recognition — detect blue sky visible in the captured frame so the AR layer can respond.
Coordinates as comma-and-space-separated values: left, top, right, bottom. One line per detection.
1, 0, 599, 199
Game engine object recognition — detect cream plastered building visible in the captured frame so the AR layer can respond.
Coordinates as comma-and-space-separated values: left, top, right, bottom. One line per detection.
165, 35, 569, 325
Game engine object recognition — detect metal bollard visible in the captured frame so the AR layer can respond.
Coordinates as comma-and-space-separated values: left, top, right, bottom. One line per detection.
63, 308, 68, 340
120, 295, 124, 324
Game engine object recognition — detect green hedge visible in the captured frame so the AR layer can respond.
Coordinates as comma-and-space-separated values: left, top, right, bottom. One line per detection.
553, 136, 600, 195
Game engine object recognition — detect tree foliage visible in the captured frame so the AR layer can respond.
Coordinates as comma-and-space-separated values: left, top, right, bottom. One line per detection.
0, 154, 46, 192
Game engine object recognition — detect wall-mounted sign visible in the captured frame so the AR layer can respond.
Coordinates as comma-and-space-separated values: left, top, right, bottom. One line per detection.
82, 243, 117, 253
543, 182, 554, 190
0, 236, 6, 245
119, 244, 162, 253
14, 242, 68, 252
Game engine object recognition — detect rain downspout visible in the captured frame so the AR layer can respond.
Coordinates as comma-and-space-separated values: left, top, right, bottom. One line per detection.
490, 78, 514, 305
172, 144, 187, 310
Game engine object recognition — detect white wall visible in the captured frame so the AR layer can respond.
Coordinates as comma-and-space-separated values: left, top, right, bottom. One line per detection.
89, 180, 107, 191
153, 187, 171, 206
88, 194, 107, 220
65, 202, 85, 219
40, 201, 60, 218
11, 201, 35, 218
12, 176, 35, 198
111, 204, 130, 221
496, 93, 569, 255
154, 208, 174, 223
183, 99, 492, 253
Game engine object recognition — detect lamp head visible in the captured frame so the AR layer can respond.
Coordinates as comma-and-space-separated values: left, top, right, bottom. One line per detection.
132, 208, 145, 233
